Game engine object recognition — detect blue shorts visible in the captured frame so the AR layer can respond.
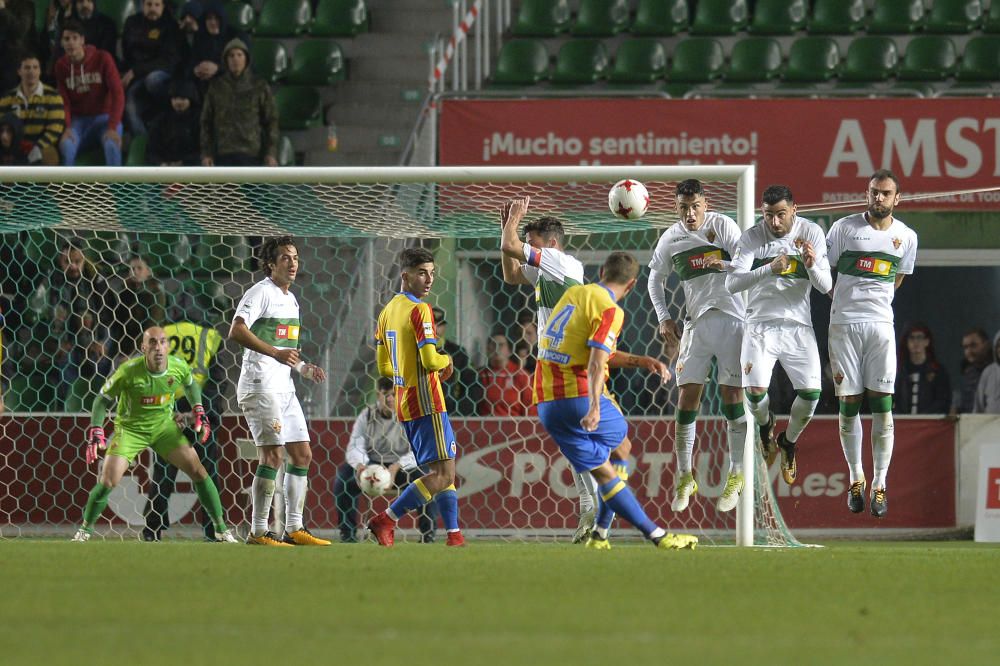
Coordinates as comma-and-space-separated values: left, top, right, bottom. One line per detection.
537, 395, 628, 473
402, 412, 458, 466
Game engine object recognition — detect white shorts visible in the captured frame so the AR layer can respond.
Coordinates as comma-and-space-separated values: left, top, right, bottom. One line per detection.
675, 309, 744, 387
742, 321, 822, 390
828, 322, 896, 396
237, 391, 310, 447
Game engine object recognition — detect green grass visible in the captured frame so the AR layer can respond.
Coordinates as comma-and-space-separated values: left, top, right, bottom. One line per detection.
3, 540, 998, 665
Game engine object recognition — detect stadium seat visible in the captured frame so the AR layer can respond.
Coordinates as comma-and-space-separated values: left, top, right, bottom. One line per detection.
839, 36, 899, 82
288, 40, 346, 85
668, 38, 726, 83
926, 0, 984, 34
784, 37, 840, 82
250, 39, 290, 83
490, 39, 550, 86
899, 36, 958, 81
725, 37, 783, 83
631, 0, 688, 36
867, 0, 925, 34
690, 0, 749, 35
274, 86, 322, 130
808, 0, 865, 34
571, 0, 629, 36
311, 0, 369, 37
278, 135, 296, 166
749, 0, 808, 35
256, 0, 312, 37
957, 36, 1000, 81
511, 0, 571, 37
608, 39, 667, 84
104, 0, 137, 35
125, 134, 147, 166
985, 1, 1000, 32
224, 2, 256, 34
550, 39, 610, 85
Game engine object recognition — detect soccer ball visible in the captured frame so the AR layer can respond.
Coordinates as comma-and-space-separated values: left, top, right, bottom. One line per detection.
608, 179, 650, 220
359, 464, 393, 497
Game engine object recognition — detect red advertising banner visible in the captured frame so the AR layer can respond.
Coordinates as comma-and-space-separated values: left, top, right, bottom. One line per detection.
438, 98, 1000, 210
1, 415, 955, 533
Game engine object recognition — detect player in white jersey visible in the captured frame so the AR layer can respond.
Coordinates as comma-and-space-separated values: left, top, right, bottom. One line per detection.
500, 197, 668, 544
230, 236, 330, 546
648, 179, 748, 513
724, 185, 832, 486
827, 170, 918, 518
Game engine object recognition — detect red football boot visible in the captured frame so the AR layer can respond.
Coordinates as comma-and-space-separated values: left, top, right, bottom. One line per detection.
367, 511, 396, 547
446, 531, 466, 547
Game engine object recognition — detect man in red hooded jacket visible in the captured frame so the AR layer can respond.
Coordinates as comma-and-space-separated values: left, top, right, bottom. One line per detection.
55, 18, 124, 166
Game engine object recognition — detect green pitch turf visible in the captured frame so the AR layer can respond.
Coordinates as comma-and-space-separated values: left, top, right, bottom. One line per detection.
3, 540, 997, 665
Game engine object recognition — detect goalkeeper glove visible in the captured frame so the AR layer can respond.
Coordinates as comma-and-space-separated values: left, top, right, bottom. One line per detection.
85, 426, 106, 465
192, 405, 211, 444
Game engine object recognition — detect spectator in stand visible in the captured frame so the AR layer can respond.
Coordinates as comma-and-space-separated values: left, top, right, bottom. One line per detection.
146, 78, 200, 165
55, 19, 124, 165
200, 38, 278, 166
121, 0, 182, 136
0, 0, 38, 91
42, 0, 75, 69
49, 239, 116, 360
477, 333, 532, 416
0, 113, 26, 165
183, 2, 240, 97
110, 254, 166, 358
974, 332, 1000, 415
894, 323, 951, 415
953, 328, 992, 415
0, 52, 65, 165
69, 0, 118, 60
431, 306, 477, 416
514, 339, 534, 374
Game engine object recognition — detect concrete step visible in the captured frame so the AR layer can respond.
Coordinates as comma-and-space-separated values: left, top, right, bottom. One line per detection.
331, 80, 427, 106
350, 55, 434, 82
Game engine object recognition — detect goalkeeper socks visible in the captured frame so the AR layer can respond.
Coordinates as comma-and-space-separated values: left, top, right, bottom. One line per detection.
596, 458, 631, 531
838, 401, 864, 484
251, 464, 278, 536
870, 396, 894, 489
283, 464, 309, 532
193, 477, 227, 533
722, 402, 748, 474
674, 410, 698, 473
81, 483, 112, 529
574, 471, 598, 514
785, 391, 820, 444
745, 390, 770, 426
598, 478, 655, 537
389, 478, 432, 519
434, 484, 459, 531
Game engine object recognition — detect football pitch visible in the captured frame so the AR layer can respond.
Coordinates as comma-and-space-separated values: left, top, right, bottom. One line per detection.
3, 540, 997, 665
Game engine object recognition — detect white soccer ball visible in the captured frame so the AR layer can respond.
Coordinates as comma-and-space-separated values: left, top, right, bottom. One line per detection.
359, 464, 393, 497
608, 179, 650, 220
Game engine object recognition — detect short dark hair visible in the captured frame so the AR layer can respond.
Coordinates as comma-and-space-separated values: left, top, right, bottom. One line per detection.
870, 169, 900, 192
676, 179, 705, 197
17, 51, 40, 66
601, 251, 639, 284
376, 376, 394, 393
963, 327, 989, 343
258, 235, 296, 276
762, 185, 794, 206
523, 216, 565, 245
399, 247, 434, 271
60, 19, 86, 38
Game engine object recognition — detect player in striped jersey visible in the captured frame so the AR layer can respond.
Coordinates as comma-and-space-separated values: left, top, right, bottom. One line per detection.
368, 248, 464, 547
536, 252, 694, 550
827, 170, 918, 518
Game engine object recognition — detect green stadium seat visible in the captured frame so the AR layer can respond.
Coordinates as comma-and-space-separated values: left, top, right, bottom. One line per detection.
224, 2, 256, 34
839, 36, 899, 82
256, 0, 312, 37
808, 0, 865, 34
490, 39, 550, 86
512, 0, 571, 37
35, 0, 48, 32
725, 37, 783, 83
608, 39, 667, 84
899, 36, 958, 81
550, 39, 610, 85
250, 39, 289, 83
278, 135, 296, 166
926, 0, 984, 34
957, 36, 1000, 81
985, 1, 1000, 32
104, 0, 137, 35
274, 86, 322, 130
288, 40, 346, 85
668, 38, 726, 83
867, 0, 925, 34
690, 0, 749, 36
311, 0, 369, 37
571, 0, 629, 36
631, 0, 689, 36
749, 0, 808, 35
125, 134, 147, 166
784, 37, 841, 82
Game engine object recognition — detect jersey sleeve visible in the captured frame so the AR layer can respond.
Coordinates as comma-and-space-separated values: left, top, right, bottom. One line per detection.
898, 229, 918, 275
233, 283, 266, 328
648, 228, 673, 273
521, 243, 581, 286
100, 363, 128, 399
409, 302, 438, 349
729, 230, 756, 274
718, 215, 743, 255
826, 220, 844, 268
808, 223, 831, 271
177, 358, 194, 387
588, 306, 624, 354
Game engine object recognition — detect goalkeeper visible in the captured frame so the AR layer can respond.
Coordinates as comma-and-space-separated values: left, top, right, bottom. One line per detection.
72, 327, 238, 542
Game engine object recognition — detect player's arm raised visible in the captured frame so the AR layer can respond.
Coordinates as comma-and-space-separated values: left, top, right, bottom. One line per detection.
499, 196, 531, 285
609, 350, 671, 384
229, 316, 299, 368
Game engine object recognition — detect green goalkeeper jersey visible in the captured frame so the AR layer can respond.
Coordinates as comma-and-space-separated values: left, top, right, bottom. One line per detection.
100, 355, 194, 434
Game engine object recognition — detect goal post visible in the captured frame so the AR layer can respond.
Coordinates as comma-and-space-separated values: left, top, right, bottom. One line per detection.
0, 164, 799, 547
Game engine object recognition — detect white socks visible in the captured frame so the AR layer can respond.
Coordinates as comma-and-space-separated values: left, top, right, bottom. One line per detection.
785, 396, 818, 444
675, 420, 696, 473
727, 415, 748, 474
839, 413, 864, 484
251, 474, 276, 536
872, 411, 894, 489
747, 393, 771, 426
283, 470, 308, 533
574, 471, 598, 513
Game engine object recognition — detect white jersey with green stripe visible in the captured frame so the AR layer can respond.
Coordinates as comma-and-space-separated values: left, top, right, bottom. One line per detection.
519, 241, 584, 332
827, 213, 917, 325
648, 211, 745, 323
234, 277, 301, 393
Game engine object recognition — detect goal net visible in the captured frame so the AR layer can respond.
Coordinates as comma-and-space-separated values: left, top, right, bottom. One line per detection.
0, 165, 800, 547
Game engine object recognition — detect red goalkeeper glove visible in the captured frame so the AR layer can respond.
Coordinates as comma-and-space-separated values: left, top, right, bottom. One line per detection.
85, 426, 106, 465
192, 405, 211, 444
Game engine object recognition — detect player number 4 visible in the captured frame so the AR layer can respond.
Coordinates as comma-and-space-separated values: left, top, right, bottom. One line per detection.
542, 305, 575, 349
